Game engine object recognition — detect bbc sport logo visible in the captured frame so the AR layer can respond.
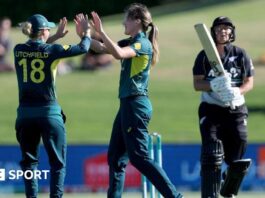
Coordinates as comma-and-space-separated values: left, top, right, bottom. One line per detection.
0, 168, 49, 181
0, 169, 5, 181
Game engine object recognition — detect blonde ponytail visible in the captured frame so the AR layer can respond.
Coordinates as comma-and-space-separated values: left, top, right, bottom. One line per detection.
20, 22, 40, 38
20, 22, 32, 36
148, 23, 159, 66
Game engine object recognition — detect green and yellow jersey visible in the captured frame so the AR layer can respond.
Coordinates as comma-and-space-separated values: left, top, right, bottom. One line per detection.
14, 37, 90, 118
118, 32, 152, 98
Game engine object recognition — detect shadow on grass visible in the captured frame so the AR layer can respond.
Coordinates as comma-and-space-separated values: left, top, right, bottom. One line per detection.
104, 0, 243, 22
248, 105, 265, 115
151, 0, 242, 17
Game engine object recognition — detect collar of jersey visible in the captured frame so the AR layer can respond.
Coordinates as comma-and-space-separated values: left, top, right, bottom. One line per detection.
224, 43, 232, 53
27, 39, 45, 44
131, 32, 146, 41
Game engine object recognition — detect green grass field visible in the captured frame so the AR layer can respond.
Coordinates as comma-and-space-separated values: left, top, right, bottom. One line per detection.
0, 0, 264, 144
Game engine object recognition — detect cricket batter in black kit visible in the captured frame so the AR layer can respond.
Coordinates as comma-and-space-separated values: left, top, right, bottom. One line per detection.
193, 17, 254, 198
14, 14, 90, 198
90, 3, 183, 198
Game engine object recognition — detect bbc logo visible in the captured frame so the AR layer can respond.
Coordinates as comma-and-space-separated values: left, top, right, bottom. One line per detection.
0, 169, 5, 181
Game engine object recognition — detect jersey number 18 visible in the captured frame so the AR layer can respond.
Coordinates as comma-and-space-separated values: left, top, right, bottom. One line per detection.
18, 58, 45, 83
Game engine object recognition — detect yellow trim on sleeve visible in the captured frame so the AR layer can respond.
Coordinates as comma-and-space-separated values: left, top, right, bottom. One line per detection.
50, 59, 60, 82
130, 55, 149, 78
63, 45, 70, 50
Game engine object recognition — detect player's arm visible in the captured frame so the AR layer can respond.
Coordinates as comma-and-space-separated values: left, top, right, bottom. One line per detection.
193, 75, 211, 92
47, 17, 69, 44
90, 11, 136, 59
90, 39, 109, 54
238, 51, 254, 95
53, 14, 91, 58
239, 76, 253, 95
193, 51, 212, 92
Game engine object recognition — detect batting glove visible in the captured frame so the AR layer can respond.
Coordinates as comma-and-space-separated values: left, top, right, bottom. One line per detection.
219, 87, 241, 103
210, 74, 231, 93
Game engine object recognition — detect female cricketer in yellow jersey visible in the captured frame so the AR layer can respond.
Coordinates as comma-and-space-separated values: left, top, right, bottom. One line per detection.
90, 3, 183, 198
193, 16, 254, 198
14, 14, 91, 198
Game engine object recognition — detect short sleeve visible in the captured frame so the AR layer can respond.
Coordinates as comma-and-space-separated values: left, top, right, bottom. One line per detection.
117, 39, 130, 47
193, 50, 206, 75
242, 50, 254, 77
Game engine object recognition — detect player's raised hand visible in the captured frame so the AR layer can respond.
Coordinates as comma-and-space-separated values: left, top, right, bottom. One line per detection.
55, 17, 69, 38
74, 13, 90, 38
90, 11, 104, 34
46, 17, 69, 43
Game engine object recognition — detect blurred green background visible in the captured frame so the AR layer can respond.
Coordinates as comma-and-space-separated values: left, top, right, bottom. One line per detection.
0, 0, 264, 144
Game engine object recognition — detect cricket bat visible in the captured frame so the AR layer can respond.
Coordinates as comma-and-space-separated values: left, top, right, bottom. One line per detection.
194, 23, 234, 109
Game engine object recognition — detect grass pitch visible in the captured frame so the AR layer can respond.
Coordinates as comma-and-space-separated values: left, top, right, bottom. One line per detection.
0, 0, 264, 144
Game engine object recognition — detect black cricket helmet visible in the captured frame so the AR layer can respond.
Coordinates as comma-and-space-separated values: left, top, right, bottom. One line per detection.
211, 16, 235, 43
